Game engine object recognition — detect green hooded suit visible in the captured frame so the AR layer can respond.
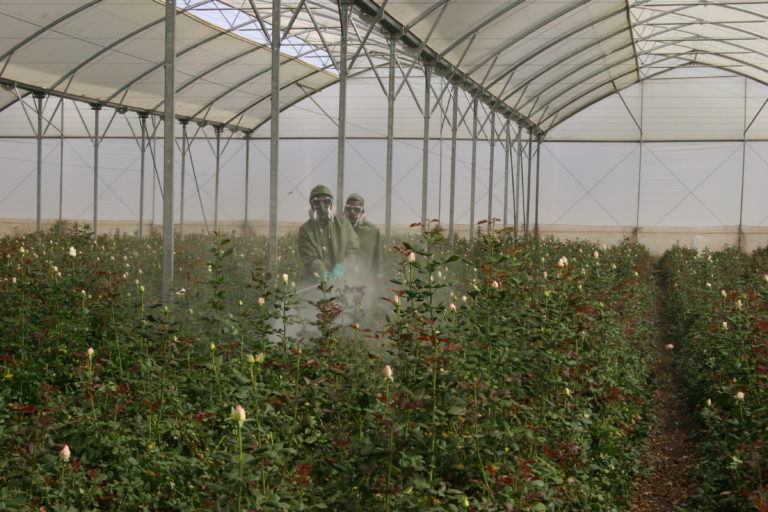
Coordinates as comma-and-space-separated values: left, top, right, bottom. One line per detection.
344, 193, 382, 276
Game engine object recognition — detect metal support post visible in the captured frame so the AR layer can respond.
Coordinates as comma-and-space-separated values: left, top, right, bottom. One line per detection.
635, 80, 644, 242
59, 100, 64, 224
509, 126, 522, 240
35, 92, 44, 235
738, 76, 747, 250
337, 0, 351, 202
487, 110, 495, 231
516, 126, 523, 237
179, 119, 188, 240
502, 119, 510, 231
534, 137, 541, 239
139, 112, 148, 237
91, 103, 101, 237
384, 33, 396, 244
268, 0, 281, 272
469, 98, 478, 243
526, 129, 533, 236
448, 82, 458, 246
421, 62, 431, 233
214, 125, 223, 232
244, 131, 251, 239
162, 0, 176, 304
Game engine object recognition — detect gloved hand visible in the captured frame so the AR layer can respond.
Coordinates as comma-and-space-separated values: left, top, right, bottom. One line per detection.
331, 263, 345, 279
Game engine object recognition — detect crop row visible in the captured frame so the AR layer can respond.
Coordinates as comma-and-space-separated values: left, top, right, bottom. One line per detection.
659, 246, 768, 511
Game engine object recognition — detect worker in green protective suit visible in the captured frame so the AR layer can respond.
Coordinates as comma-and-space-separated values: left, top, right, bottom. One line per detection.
297, 184, 359, 282
344, 193, 382, 277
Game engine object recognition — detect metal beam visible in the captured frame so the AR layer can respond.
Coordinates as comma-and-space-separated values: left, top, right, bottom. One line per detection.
213, 125, 222, 231
469, 97, 478, 243
421, 62, 431, 233
269, 0, 281, 273
487, 109, 495, 230
738, 76, 747, 250
526, 129, 533, 236
179, 119, 188, 240
92, 104, 101, 236
449, 82, 458, 246
139, 112, 148, 237
243, 131, 251, 239
385, 33, 396, 244
35, 92, 44, 235
502, 119, 510, 231
162, 0, 176, 305
337, 0, 351, 203
59, 100, 64, 223
534, 137, 541, 239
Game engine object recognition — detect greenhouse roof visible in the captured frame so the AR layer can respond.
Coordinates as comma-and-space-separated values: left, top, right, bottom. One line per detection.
1, 0, 768, 138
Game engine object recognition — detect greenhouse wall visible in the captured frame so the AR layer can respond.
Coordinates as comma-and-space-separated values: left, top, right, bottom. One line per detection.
2, 136, 767, 256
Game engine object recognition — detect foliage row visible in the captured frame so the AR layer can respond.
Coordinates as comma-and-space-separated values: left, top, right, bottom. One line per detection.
0, 227, 657, 511
659, 246, 768, 511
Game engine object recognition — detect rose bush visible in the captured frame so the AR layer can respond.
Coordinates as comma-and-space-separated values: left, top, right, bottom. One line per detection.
0, 225, 657, 511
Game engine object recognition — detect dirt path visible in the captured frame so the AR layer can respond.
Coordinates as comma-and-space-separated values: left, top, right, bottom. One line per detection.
628, 285, 700, 511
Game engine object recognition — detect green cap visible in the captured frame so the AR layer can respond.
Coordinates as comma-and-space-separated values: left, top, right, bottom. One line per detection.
345, 193, 364, 206
310, 184, 332, 199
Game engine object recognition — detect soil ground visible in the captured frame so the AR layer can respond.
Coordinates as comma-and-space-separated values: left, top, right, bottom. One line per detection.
627, 281, 700, 511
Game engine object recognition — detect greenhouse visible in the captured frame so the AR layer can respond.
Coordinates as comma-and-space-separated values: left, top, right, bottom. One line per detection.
2, 0, 768, 510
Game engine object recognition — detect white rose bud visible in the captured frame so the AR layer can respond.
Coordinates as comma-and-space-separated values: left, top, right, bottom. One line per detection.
59, 444, 71, 462
383, 365, 394, 381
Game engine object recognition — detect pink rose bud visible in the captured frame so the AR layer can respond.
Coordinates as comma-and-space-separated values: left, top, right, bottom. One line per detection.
257, 297, 265, 306
383, 365, 393, 380
87, 347, 95, 360
407, 252, 416, 263
665, 344, 674, 350
231, 405, 246, 427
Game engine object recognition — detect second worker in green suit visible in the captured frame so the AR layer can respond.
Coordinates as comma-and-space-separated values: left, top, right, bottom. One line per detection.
344, 193, 382, 277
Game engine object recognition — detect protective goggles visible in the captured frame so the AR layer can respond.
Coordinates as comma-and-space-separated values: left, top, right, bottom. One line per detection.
310, 196, 332, 208
344, 205, 363, 214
